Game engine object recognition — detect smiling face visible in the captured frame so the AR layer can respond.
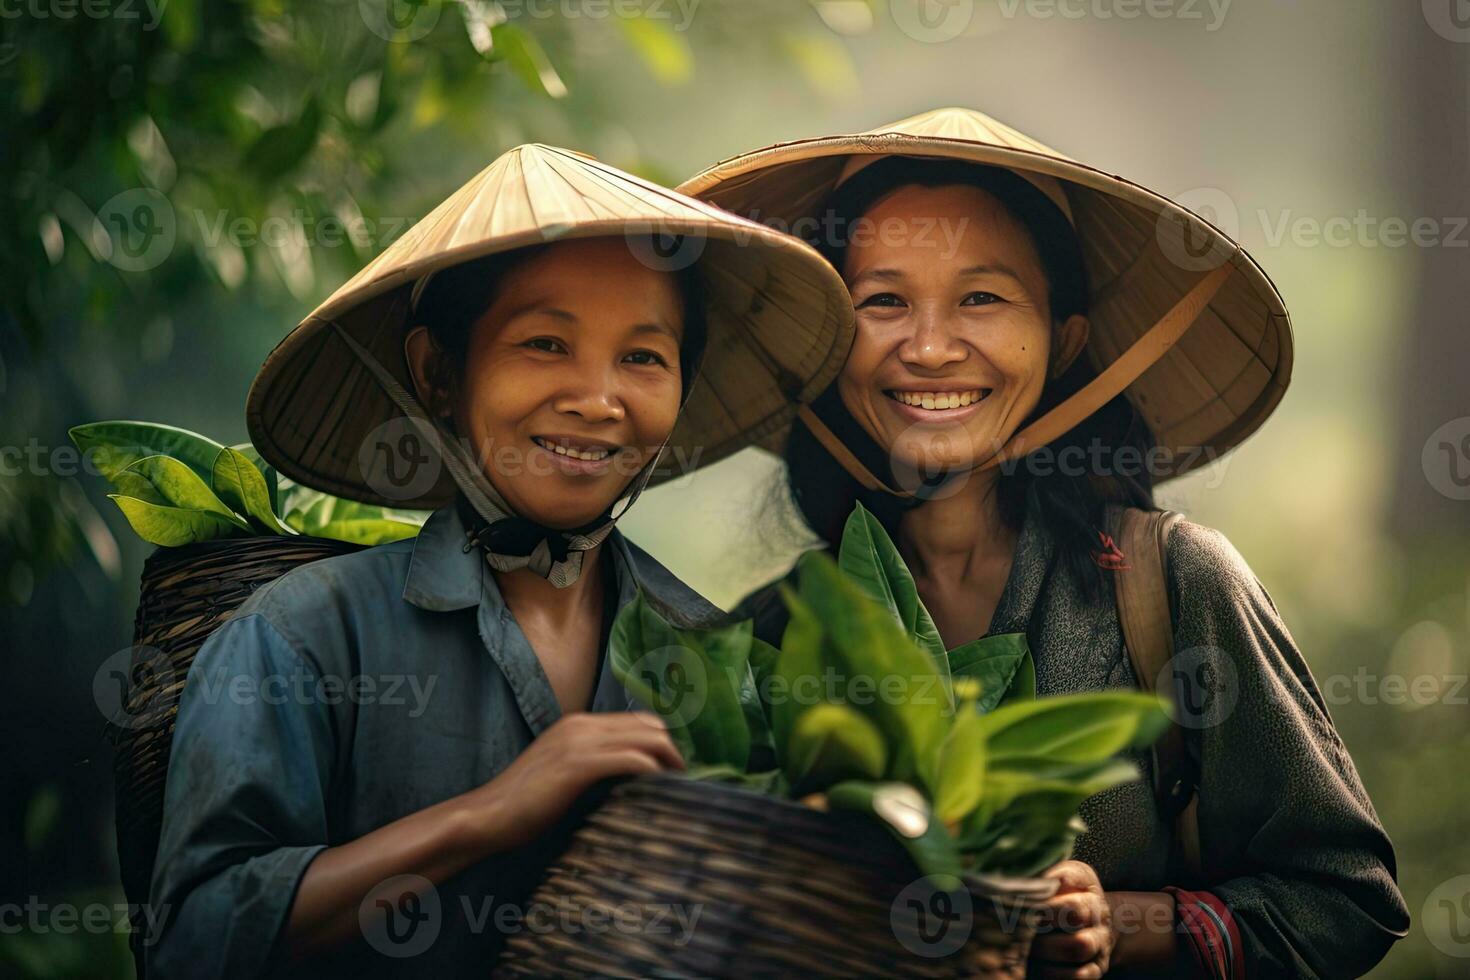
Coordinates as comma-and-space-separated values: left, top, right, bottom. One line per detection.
406, 237, 686, 529
836, 183, 1089, 480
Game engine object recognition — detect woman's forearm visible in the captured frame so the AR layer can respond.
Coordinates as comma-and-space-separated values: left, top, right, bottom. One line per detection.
283, 787, 504, 958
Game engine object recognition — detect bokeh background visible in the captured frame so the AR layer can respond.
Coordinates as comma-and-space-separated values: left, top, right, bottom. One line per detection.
2, 1, 1467, 976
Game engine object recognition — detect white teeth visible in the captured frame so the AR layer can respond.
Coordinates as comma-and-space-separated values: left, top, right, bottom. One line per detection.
889, 389, 987, 410
536, 438, 611, 461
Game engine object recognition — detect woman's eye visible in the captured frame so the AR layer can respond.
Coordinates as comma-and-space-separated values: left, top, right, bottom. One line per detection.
960, 291, 1004, 306
856, 292, 906, 309
523, 337, 565, 353
624, 350, 668, 367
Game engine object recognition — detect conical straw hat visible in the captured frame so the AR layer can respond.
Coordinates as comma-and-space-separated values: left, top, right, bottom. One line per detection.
678, 107, 1292, 482
247, 144, 854, 509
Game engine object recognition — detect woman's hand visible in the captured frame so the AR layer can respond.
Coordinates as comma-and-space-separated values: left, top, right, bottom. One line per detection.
284, 710, 682, 958
466, 710, 685, 851
1028, 860, 1117, 979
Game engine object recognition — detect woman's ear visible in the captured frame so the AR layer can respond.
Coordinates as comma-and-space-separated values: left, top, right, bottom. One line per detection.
403, 326, 455, 418
1048, 313, 1090, 380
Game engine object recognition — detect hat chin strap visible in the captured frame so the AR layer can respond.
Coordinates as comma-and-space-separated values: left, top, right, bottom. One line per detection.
798, 263, 1234, 498
329, 321, 665, 588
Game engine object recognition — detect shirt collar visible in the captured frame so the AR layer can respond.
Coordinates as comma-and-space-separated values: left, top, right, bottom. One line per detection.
402, 499, 484, 612
401, 495, 660, 618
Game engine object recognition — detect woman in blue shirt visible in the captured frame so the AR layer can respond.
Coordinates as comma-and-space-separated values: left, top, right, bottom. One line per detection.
145, 145, 852, 978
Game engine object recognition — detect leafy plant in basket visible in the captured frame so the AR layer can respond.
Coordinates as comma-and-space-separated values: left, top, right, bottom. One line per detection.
611, 504, 1169, 888
69, 420, 425, 547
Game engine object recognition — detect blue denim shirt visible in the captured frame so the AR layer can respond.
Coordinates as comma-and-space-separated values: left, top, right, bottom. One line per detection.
145, 497, 722, 979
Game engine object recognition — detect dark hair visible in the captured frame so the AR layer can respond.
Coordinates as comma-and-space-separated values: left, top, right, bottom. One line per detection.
782, 158, 1158, 601
413, 237, 709, 404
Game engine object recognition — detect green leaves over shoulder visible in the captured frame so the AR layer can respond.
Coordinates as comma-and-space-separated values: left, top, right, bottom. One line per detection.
109, 496, 248, 547
106, 453, 250, 547
212, 446, 289, 534
69, 421, 225, 487
283, 489, 423, 546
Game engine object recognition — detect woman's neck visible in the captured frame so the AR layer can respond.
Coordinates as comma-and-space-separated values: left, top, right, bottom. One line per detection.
492, 542, 607, 619
896, 470, 1017, 583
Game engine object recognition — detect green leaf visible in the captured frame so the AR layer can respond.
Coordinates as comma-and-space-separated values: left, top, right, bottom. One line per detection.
839, 504, 949, 694
229, 442, 279, 515
108, 495, 248, 547
932, 706, 987, 824
110, 468, 167, 506
971, 757, 1141, 824
687, 617, 759, 770
686, 765, 787, 796
1000, 648, 1036, 707
308, 518, 420, 546
947, 632, 1031, 713
826, 781, 962, 887
243, 99, 322, 182
491, 23, 567, 98
69, 420, 225, 487
213, 447, 289, 533
770, 584, 825, 770
611, 593, 694, 760
609, 592, 751, 769
978, 692, 1169, 764
120, 455, 248, 527
792, 552, 951, 791
786, 703, 887, 793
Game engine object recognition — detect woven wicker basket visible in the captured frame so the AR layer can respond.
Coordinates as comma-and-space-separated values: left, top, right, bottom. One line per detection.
112, 535, 362, 976
493, 773, 1059, 979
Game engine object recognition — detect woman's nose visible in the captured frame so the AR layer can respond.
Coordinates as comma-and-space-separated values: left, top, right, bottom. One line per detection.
551, 363, 626, 423
897, 309, 968, 370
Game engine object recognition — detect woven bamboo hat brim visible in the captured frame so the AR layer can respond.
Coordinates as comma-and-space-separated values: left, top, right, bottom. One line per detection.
247, 144, 854, 509
678, 107, 1293, 483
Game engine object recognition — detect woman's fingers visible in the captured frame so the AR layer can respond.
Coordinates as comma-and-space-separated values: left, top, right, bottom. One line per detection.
1031, 888, 1111, 977
1033, 922, 1109, 962
577, 748, 676, 783
1037, 891, 1105, 932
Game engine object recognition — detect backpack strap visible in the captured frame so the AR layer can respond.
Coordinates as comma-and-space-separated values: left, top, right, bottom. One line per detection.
1107, 504, 1203, 881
